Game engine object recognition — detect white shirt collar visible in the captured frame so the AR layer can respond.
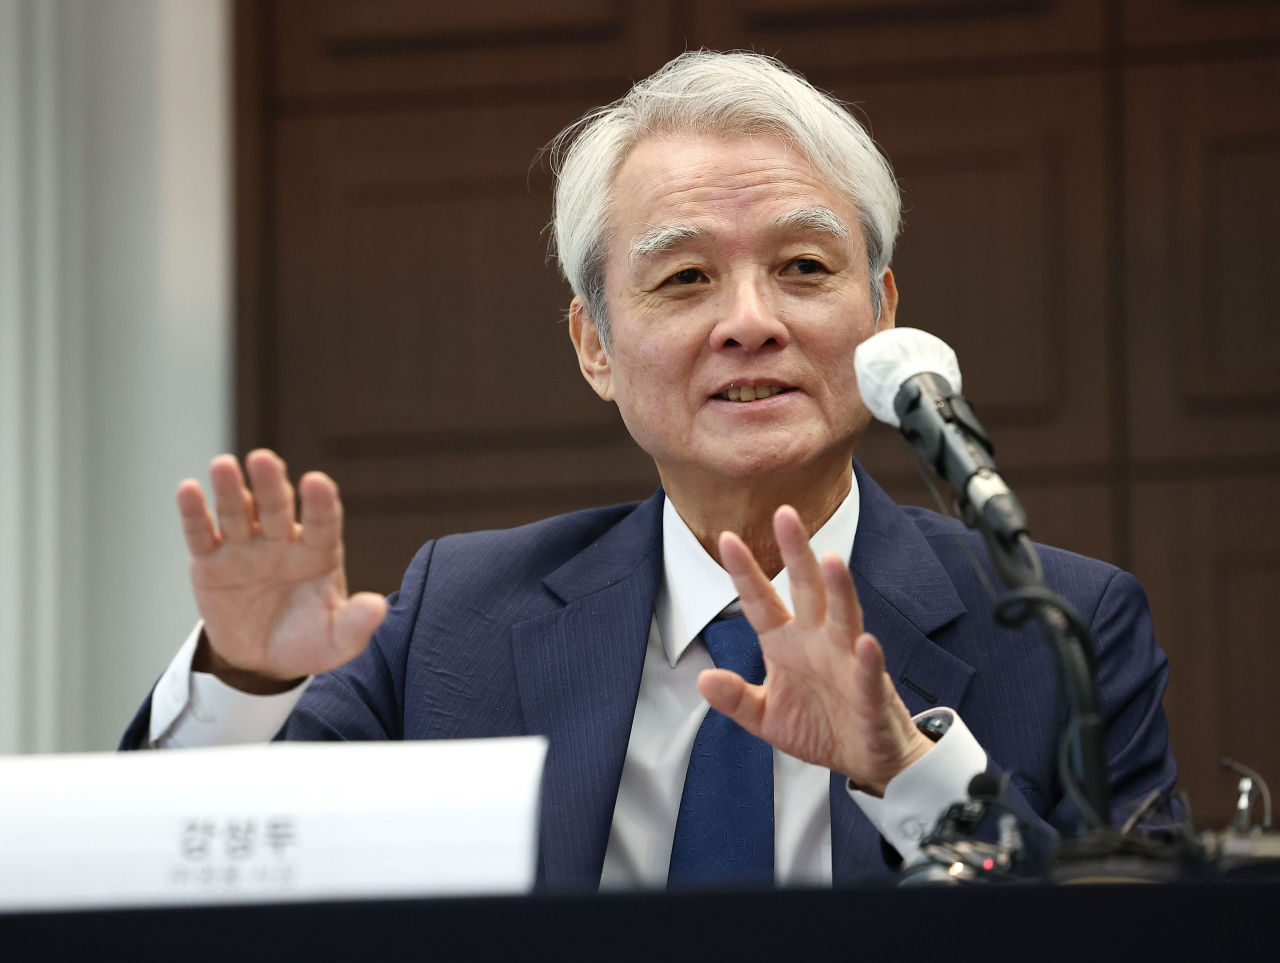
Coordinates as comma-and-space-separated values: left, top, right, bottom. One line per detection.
653, 479, 861, 668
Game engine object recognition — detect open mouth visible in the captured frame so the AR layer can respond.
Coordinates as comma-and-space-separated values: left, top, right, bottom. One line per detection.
714, 385, 796, 403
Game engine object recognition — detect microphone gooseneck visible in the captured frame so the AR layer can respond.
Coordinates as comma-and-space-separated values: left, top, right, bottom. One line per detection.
855, 328, 1111, 832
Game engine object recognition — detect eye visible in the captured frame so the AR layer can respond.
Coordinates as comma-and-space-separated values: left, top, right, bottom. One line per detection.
671, 267, 703, 285
793, 258, 824, 275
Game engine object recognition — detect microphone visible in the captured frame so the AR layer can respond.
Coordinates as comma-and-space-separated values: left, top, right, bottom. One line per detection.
855, 327, 1114, 832
854, 328, 1028, 545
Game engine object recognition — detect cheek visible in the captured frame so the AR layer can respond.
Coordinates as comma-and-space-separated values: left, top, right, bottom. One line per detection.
798, 293, 871, 364
612, 307, 704, 394
793, 298, 876, 419
608, 326, 699, 435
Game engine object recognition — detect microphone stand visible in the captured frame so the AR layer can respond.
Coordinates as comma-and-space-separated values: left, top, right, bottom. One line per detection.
896, 375, 1200, 882
896, 374, 1111, 829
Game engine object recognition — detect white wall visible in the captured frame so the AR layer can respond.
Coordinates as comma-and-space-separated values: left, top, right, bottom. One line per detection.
0, 0, 230, 752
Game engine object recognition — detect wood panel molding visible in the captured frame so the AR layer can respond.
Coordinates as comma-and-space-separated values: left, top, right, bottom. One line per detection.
890, 142, 1066, 426
1216, 551, 1280, 797
1124, 0, 1280, 50
238, 0, 1280, 819
1125, 56, 1280, 460
270, 99, 662, 588
272, 0, 674, 101
325, 178, 610, 443
320, 0, 623, 55
840, 70, 1110, 478
740, 0, 1049, 30
1182, 132, 1280, 412
687, 0, 1105, 74
1132, 477, 1280, 829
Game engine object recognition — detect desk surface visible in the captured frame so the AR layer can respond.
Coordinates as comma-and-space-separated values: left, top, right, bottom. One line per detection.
1, 880, 1275, 963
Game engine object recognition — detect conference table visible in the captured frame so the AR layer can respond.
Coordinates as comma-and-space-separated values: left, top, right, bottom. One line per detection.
2, 879, 1274, 962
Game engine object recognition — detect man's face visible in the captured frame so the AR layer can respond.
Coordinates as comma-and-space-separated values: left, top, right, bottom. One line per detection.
571, 133, 896, 482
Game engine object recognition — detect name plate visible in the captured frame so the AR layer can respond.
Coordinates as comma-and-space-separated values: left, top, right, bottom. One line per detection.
0, 737, 547, 912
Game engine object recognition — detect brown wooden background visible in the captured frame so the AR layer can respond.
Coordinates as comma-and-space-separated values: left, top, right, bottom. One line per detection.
234, 0, 1280, 829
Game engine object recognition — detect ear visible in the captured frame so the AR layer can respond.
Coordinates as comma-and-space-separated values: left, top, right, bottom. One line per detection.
568, 296, 615, 402
877, 268, 899, 331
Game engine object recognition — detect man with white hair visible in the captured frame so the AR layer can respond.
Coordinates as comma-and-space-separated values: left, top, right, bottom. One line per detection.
123, 51, 1177, 889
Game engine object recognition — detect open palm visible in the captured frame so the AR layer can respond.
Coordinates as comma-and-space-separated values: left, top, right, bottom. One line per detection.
178, 450, 386, 687
699, 505, 933, 794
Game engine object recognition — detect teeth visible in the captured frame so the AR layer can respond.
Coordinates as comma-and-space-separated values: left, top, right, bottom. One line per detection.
719, 385, 787, 402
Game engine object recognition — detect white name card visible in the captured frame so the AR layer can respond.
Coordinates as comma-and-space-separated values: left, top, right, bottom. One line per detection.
0, 737, 547, 912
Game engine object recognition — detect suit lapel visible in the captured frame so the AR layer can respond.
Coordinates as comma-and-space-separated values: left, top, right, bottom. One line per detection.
507, 468, 978, 887
831, 463, 978, 884
510, 489, 664, 890
848, 462, 973, 711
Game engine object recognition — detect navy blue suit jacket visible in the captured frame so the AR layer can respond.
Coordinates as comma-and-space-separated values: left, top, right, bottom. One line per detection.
123, 462, 1177, 890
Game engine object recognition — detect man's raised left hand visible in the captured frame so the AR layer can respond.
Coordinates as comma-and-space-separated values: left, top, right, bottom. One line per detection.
700, 505, 935, 795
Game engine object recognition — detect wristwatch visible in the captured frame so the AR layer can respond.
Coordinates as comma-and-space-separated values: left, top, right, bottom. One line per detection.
915, 711, 953, 743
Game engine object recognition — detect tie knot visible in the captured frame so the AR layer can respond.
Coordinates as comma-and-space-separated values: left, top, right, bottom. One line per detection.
701, 618, 764, 685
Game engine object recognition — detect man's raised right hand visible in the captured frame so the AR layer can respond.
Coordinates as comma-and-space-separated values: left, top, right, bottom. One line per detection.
177, 449, 387, 694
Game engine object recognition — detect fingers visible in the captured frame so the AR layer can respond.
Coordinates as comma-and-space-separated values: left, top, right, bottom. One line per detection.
198, 452, 341, 554
209, 454, 256, 543
773, 505, 825, 629
698, 668, 767, 738
820, 551, 864, 645
331, 592, 388, 662
177, 479, 219, 557
851, 633, 934, 783
299, 471, 343, 553
851, 633, 904, 727
719, 530, 791, 633
245, 449, 297, 541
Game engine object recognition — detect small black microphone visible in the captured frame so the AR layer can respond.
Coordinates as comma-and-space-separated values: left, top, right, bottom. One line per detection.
968, 771, 1000, 800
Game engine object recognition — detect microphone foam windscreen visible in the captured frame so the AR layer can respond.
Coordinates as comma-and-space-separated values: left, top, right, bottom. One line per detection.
853, 327, 963, 427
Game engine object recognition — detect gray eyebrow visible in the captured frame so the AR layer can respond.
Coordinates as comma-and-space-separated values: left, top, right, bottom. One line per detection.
627, 208, 848, 263
771, 206, 850, 239
628, 224, 712, 262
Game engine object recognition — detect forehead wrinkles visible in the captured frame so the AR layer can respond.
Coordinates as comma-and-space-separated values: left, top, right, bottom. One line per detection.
608, 135, 851, 268
642, 161, 825, 215
616, 135, 827, 208
619, 175, 835, 257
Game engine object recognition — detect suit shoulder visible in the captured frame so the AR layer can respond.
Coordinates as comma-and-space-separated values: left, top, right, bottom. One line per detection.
899, 504, 1124, 610
422, 500, 644, 590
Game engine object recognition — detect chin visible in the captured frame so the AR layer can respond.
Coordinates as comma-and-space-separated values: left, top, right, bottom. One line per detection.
694, 436, 830, 480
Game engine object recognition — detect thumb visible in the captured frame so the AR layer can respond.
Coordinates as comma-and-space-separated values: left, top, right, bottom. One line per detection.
699, 668, 768, 737
331, 592, 387, 661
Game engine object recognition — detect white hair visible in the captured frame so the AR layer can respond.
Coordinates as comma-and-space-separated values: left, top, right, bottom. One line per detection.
548, 50, 901, 351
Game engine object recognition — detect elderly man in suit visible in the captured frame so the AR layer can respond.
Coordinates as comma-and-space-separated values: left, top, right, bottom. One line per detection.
124, 51, 1177, 890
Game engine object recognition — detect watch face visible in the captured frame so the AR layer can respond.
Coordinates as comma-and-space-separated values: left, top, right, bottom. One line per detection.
918, 714, 952, 742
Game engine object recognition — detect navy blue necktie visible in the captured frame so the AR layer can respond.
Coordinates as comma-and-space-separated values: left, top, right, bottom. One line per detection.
668, 617, 774, 888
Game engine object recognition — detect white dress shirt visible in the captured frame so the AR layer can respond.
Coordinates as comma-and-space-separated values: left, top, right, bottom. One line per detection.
150, 484, 987, 886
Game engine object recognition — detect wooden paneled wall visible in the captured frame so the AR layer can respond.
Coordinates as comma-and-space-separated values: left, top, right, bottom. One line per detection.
234, 0, 1280, 828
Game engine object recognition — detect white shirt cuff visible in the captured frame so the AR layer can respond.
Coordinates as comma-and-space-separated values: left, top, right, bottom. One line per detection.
846, 707, 988, 859
148, 620, 312, 748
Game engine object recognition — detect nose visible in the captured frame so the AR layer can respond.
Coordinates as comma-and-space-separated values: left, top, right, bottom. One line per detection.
710, 274, 789, 353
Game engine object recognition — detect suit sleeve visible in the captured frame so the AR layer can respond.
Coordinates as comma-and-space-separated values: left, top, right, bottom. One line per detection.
948, 569, 1178, 871
1062, 568, 1178, 826
276, 539, 436, 742
1001, 568, 1178, 840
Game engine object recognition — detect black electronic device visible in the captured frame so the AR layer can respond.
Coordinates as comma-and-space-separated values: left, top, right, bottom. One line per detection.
1199, 759, 1280, 881
898, 773, 1029, 886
